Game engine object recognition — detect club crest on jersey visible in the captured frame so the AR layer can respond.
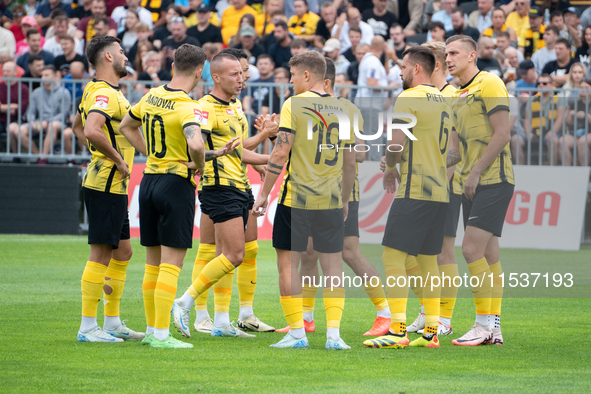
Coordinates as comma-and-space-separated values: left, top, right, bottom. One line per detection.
459, 90, 469, 98
94, 95, 109, 110
226, 108, 235, 116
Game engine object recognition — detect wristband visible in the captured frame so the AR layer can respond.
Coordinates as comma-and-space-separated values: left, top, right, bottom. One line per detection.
269, 136, 277, 141
386, 163, 397, 171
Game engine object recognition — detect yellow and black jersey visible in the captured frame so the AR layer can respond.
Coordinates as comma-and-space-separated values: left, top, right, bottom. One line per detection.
80, 79, 134, 195
278, 91, 356, 210
452, 71, 515, 187
482, 25, 508, 43
288, 11, 320, 37
338, 96, 363, 203
197, 94, 250, 192
141, 0, 164, 23
129, 85, 201, 186
440, 83, 463, 196
393, 84, 451, 202
519, 25, 546, 59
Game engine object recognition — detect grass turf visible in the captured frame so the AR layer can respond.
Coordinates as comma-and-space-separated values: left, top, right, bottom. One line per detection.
0, 235, 590, 393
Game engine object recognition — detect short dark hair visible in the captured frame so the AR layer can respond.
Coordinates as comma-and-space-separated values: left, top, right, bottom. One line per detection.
550, 10, 563, 20
53, 14, 68, 24
220, 47, 248, 61
257, 54, 274, 63
428, 21, 445, 31
451, 7, 465, 16
174, 44, 207, 74
275, 20, 288, 30
49, 9, 66, 19
167, 4, 182, 15
545, 25, 560, 36
349, 26, 362, 34
492, 7, 506, 17
497, 31, 511, 40
42, 64, 57, 73
86, 36, 121, 68
60, 34, 75, 44
26, 29, 40, 39
556, 38, 570, 48
324, 56, 336, 87
402, 46, 436, 76
291, 38, 307, 49
28, 54, 44, 65
211, 52, 240, 72
94, 17, 109, 27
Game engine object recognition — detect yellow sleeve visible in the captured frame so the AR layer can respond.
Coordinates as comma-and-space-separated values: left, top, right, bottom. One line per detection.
180, 102, 202, 130
196, 101, 214, 134
87, 87, 120, 120
481, 74, 510, 116
392, 92, 414, 123
129, 95, 144, 121
278, 97, 294, 133
288, 15, 300, 35
304, 13, 320, 36
518, 31, 526, 47
343, 101, 360, 145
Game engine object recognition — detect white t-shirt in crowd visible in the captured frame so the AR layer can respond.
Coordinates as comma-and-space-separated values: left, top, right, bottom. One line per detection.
43, 36, 84, 57
111, 6, 154, 33
331, 21, 375, 54
357, 52, 388, 103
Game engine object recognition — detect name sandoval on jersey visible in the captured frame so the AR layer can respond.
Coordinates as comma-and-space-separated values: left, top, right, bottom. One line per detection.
145, 94, 176, 110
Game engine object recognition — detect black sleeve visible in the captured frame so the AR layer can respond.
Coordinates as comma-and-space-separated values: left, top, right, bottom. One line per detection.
542, 61, 554, 75
213, 26, 223, 43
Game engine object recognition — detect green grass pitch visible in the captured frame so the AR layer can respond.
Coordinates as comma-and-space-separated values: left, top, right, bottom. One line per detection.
1, 235, 590, 393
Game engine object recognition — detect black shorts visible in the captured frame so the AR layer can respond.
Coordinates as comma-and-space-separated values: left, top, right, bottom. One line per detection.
272, 204, 344, 253
382, 198, 448, 256
83, 187, 129, 249
443, 193, 462, 237
139, 174, 196, 249
199, 185, 251, 229
462, 182, 515, 237
344, 201, 359, 237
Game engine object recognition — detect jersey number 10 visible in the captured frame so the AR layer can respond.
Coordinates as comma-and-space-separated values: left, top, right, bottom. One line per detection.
143, 113, 168, 158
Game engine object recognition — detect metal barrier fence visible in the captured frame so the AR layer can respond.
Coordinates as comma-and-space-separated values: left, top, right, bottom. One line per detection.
1, 77, 591, 167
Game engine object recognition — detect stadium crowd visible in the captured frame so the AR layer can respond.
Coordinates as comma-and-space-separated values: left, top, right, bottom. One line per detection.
1, 0, 591, 165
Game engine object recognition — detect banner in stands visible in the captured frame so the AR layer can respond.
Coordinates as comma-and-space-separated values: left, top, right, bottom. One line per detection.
128, 164, 589, 251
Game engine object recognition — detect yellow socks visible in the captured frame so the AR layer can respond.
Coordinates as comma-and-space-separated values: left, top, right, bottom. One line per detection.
142, 264, 160, 328
237, 241, 258, 308
416, 254, 440, 331
363, 277, 389, 312
467, 257, 493, 318
323, 288, 345, 329
489, 261, 503, 328
103, 259, 129, 317
302, 283, 319, 314
187, 254, 235, 299
280, 294, 304, 330
213, 270, 234, 313
383, 247, 408, 330
391, 322, 406, 335
439, 264, 459, 320
154, 263, 180, 329
405, 255, 423, 306
192, 243, 216, 312
81, 261, 107, 318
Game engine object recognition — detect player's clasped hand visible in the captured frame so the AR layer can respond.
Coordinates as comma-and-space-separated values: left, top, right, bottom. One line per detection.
383, 167, 400, 194
254, 114, 279, 139
115, 158, 130, 180
219, 136, 241, 156
252, 194, 268, 217
464, 170, 480, 200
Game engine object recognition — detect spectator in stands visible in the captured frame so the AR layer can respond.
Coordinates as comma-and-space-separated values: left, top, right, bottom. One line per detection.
25, 0, 39, 17
70, 0, 93, 25
262, 12, 288, 51
200, 42, 219, 85
468, 0, 494, 33
431, 0, 459, 33
446, 8, 480, 41
183, 0, 219, 29
44, 10, 77, 41
22, 55, 44, 91
323, 38, 351, 75
542, 38, 574, 87
112, 0, 153, 33
389, 24, 408, 60
477, 36, 502, 77
187, 4, 223, 50
532, 25, 559, 76
503, 46, 520, 87
518, 6, 545, 60
76, 0, 117, 43
54, 35, 89, 71
288, 0, 320, 42
0, 26, 17, 59
226, 13, 257, 48
290, 38, 308, 58
347, 42, 368, 86
117, 10, 140, 54
560, 63, 590, 166
16, 20, 47, 57
268, 21, 292, 69
62, 60, 88, 100
482, 8, 517, 44
386, 0, 422, 35
133, 39, 153, 72
233, 26, 264, 64
580, 6, 591, 36
137, 51, 171, 91
575, 25, 591, 76
92, 17, 112, 40
153, 5, 182, 49
255, 0, 282, 37
119, 66, 143, 105
221, 0, 256, 45
342, 27, 361, 63
495, 30, 523, 62
428, 21, 446, 43
334, 72, 350, 98
517, 74, 559, 165
332, 7, 374, 54
9, 8, 42, 44
44, 14, 85, 57
17, 30, 55, 74
12, 65, 71, 159
1, 61, 28, 146
563, 8, 582, 48
516, 59, 537, 89
314, 2, 337, 46
161, 19, 200, 70
141, 0, 171, 28
35, 0, 71, 33
505, 0, 529, 42
245, 54, 275, 115
362, 0, 397, 40
550, 10, 580, 48
261, 66, 292, 152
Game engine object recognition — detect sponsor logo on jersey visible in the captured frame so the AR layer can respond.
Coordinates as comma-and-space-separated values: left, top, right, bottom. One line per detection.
459, 90, 469, 98
95, 95, 109, 110
226, 108, 235, 116
195, 109, 209, 126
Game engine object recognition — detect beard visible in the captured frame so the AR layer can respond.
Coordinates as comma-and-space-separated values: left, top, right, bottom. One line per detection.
114, 59, 129, 78
402, 73, 413, 90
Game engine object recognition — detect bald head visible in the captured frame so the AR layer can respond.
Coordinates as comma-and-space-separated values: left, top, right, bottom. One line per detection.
2, 61, 17, 79
70, 61, 86, 78
478, 36, 495, 59
370, 35, 385, 53
210, 52, 240, 75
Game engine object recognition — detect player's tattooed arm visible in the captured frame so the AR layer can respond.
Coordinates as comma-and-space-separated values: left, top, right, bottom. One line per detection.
183, 124, 205, 175
447, 148, 461, 168
267, 161, 283, 175
275, 130, 293, 149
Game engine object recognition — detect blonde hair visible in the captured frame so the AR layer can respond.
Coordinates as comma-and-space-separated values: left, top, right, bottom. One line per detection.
564, 62, 588, 89
422, 41, 448, 73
